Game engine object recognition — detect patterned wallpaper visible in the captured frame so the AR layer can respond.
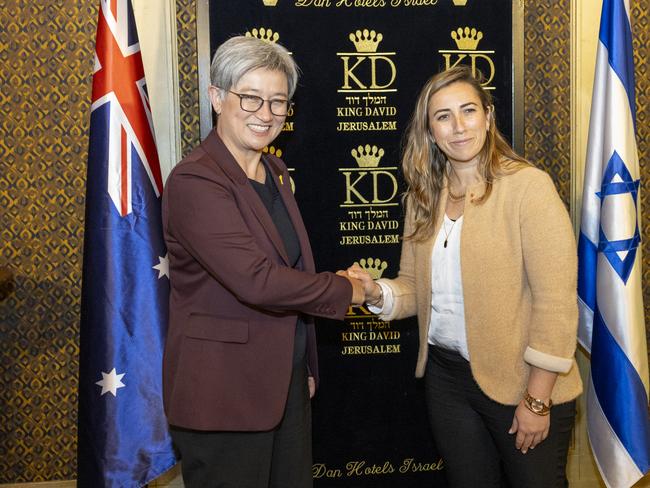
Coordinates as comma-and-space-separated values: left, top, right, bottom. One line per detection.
176, 0, 201, 157
0, 2, 97, 482
0, 0, 647, 482
523, 1, 571, 203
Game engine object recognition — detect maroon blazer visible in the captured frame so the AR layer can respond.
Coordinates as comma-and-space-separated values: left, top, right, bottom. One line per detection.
161, 130, 352, 431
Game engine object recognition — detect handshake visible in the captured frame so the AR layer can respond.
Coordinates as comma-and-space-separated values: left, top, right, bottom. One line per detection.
336, 262, 384, 308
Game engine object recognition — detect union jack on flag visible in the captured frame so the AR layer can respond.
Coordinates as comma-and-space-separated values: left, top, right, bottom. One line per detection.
78, 1, 177, 486
90, 0, 163, 214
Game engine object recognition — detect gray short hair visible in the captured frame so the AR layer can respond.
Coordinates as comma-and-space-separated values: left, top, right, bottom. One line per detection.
210, 36, 299, 99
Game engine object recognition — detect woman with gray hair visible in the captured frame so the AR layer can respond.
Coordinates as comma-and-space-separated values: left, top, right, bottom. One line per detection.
161, 35, 364, 488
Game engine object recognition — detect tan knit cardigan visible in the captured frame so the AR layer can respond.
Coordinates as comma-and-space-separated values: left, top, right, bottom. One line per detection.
378, 166, 583, 405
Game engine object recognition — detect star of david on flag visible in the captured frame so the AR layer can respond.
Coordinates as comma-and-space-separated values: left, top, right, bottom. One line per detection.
78, 1, 177, 486
577, 1, 650, 487
596, 151, 641, 285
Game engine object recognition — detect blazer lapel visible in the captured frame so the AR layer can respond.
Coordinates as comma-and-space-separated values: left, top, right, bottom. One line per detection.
202, 131, 290, 266
243, 177, 292, 266
264, 155, 315, 273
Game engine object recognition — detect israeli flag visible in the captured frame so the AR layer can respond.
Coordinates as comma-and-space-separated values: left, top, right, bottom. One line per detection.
577, 0, 650, 486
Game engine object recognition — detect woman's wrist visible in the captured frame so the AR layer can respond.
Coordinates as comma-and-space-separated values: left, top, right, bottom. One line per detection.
523, 367, 557, 415
522, 389, 552, 416
366, 282, 383, 306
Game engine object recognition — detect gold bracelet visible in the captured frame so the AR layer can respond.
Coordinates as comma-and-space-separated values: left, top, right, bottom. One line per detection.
522, 390, 552, 416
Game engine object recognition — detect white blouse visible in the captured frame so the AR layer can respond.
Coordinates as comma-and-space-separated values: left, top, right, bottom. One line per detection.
369, 214, 469, 360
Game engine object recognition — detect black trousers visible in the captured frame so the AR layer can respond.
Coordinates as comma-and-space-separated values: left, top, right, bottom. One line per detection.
170, 361, 312, 488
424, 345, 576, 488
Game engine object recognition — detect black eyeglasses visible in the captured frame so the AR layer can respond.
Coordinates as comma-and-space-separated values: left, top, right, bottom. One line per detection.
225, 90, 293, 116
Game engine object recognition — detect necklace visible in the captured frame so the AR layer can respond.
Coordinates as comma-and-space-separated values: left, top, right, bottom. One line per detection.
442, 216, 458, 248
447, 187, 466, 201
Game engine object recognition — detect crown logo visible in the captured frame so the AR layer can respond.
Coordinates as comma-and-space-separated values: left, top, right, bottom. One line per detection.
451, 27, 483, 50
351, 144, 384, 168
263, 145, 283, 158
262, 0, 278, 6
349, 29, 383, 53
355, 258, 388, 280
452, 0, 468, 5
246, 27, 280, 44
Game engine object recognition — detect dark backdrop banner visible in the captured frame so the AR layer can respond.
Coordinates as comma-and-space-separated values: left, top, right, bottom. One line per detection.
208, 1, 513, 486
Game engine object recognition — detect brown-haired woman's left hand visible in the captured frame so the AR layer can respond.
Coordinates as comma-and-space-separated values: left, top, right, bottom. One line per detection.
508, 402, 551, 454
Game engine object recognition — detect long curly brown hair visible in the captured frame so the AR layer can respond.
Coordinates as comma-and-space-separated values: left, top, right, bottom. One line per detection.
402, 65, 528, 240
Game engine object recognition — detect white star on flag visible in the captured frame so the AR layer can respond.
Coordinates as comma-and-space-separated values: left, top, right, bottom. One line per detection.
153, 253, 169, 279
95, 368, 126, 397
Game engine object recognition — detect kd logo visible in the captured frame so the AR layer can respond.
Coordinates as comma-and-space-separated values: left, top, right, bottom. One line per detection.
340, 145, 399, 207
439, 27, 496, 89
342, 170, 399, 205
337, 30, 397, 92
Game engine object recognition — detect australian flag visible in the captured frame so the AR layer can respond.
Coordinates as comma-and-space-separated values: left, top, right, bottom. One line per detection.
78, 1, 177, 486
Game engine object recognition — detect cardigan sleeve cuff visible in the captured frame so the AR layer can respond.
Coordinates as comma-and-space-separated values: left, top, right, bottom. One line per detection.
367, 281, 394, 315
523, 346, 573, 373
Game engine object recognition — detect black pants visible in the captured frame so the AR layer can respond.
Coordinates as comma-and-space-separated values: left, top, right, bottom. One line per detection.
424, 345, 576, 488
170, 361, 312, 488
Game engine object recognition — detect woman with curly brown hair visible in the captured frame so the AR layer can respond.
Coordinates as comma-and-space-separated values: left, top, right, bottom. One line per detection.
348, 65, 582, 487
